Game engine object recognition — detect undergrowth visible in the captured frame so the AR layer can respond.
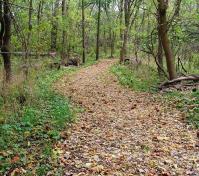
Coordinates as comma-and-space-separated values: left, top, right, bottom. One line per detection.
0, 65, 77, 175
111, 63, 160, 92
111, 63, 199, 128
165, 90, 199, 128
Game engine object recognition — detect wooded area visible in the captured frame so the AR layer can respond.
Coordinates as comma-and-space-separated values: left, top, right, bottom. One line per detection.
0, 0, 198, 81
0, 0, 198, 175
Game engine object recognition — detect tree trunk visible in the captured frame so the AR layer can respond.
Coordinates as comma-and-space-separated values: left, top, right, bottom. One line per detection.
119, 0, 124, 63
103, 28, 107, 56
120, 28, 128, 62
197, 1, 199, 13
37, 0, 43, 45
61, 0, 67, 62
157, 34, 163, 77
158, 0, 177, 80
147, 9, 150, 63
37, 1, 42, 26
82, 0, 86, 63
23, 0, 33, 79
51, 0, 59, 51
157, 14, 163, 77
110, 31, 115, 58
28, 0, 33, 46
120, 0, 131, 63
0, 1, 4, 48
1, 0, 11, 82
96, 0, 101, 60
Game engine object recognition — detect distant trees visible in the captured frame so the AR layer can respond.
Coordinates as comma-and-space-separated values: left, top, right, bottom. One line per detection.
0, 0, 198, 82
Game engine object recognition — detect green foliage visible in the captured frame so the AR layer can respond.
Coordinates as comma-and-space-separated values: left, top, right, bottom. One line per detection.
0, 67, 76, 175
111, 64, 160, 92
185, 54, 199, 74
187, 91, 199, 127
165, 90, 199, 128
0, 54, 98, 174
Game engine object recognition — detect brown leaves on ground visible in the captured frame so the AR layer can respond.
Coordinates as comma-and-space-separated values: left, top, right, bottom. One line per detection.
10, 155, 20, 164
54, 60, 199, 176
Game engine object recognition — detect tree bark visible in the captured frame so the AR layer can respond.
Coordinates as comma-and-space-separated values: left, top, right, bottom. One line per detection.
158, 0, 177, 80
0, 1, 4, 47
197, 1, 199, 13
119, 0, 124, 62
103, 28, 107, 56
157, 34, 163, 77
120, 0, 138, 63
82, 0, 86, 63
37, 0, 43, 44
61, 0, 67, 62
1, 0, 12, 82
157, 13, 163, 77
51, 0, 59, 51
96, 0, 101, 60
110, 31, 115, 58
22, 0, 33, 79
28, 0, 33, 45
120, 27, 128, 62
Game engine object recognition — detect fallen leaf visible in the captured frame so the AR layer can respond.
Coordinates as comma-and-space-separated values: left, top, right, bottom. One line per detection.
91, 165, 104, 173
11, 155, 20, 163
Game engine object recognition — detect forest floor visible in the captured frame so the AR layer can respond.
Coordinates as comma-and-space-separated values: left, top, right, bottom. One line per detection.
54, 59, 198, 176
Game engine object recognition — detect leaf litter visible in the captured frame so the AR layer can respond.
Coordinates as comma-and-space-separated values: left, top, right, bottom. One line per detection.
54, 60, 199, 176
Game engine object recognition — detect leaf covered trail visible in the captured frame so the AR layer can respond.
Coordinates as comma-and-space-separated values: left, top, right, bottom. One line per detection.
55, 60, 198, 176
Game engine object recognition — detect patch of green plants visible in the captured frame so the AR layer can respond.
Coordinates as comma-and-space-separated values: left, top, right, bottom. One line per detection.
83, 54, 99, 67
0, 66, 76, 175
111, 63, 160, 92
165, 90, 199, 128
187, 91, 199, 128
184, 54, 199, 75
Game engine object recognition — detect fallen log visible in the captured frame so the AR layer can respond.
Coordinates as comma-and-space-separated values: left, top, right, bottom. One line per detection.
159, 75, 199, 89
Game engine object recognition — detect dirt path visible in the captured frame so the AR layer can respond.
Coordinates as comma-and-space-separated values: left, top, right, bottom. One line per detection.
55, 60, 198, 176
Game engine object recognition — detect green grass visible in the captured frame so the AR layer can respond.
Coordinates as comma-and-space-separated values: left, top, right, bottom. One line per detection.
0, 66, 77, 175
83, 54, 99, 67
111, 63, 160, 92
187, 91, 199, 127
165, 90, 199, 128
111, 62, 199, 128
0, 55, 98, 175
